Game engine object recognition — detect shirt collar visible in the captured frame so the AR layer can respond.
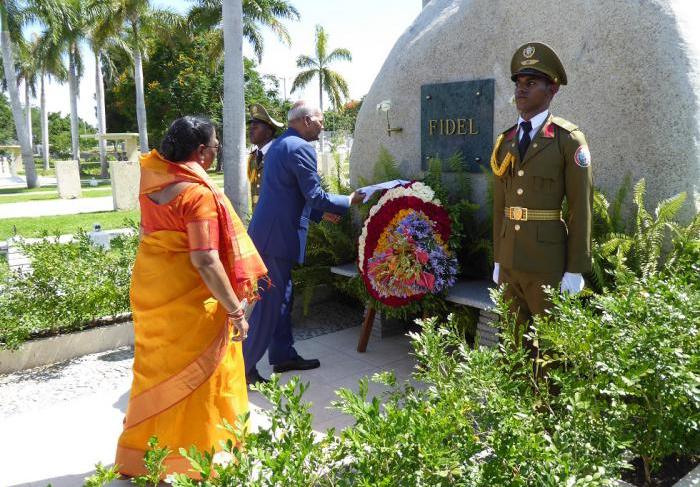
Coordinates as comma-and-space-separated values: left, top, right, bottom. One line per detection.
517, 109, 549, 132
259, 139, 275, 155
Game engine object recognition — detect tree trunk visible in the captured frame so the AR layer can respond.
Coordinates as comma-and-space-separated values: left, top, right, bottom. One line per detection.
95, 51, 108, 178
68, 46, 81, 163
0, 11, 38, 188
318, 69, 325, 153
41, 73, 49, 170
24, 81, 33, 154
133, 46, 149, 153
222, 0, 249, 220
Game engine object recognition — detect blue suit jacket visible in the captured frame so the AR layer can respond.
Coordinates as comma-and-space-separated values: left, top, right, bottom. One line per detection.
248, 128, 350, 263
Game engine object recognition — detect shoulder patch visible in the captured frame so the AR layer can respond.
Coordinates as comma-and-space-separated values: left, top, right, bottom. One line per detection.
574, 145, 591, 167
551, 116, 578, 133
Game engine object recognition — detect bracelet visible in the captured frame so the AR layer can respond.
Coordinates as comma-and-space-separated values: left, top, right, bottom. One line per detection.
227, 308, 245, 319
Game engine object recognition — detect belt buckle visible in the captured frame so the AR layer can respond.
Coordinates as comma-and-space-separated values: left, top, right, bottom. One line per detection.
511, 206, 528, 221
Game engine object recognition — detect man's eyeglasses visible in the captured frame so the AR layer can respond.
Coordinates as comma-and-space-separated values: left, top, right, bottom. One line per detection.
206, 144, 220, 150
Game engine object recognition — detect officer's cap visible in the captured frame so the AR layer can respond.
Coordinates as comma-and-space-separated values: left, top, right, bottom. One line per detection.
248, 104, 284, 131
510, 42, 567, 85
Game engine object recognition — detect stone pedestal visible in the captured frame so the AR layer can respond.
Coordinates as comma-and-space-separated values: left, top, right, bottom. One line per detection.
9, 155, 18, 177
371, 310, 405, 339
475, 310, 499, 348
54, 160, 82, 199
109, 160, 140, 211
0, 157, 8, 175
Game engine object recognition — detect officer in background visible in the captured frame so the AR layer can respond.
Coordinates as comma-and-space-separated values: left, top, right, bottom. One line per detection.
491, 42, 593, 357
247, 103, 284, 210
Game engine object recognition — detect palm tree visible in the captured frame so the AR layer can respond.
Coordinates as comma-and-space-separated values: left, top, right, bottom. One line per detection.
16, 38, 38, 156
222, 0, 249, 219
96, 0, 186, 153
28, 0, 85, 164
291, 25, 351, 150
188, 0, 300, 63
34, 33, 67, 170
291, 25, 352, 112
87, 0, 127, 177
0, 1, 39, 188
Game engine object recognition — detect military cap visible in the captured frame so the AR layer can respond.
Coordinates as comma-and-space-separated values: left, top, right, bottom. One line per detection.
510, 42, 567, 85
248, 103, 284, 131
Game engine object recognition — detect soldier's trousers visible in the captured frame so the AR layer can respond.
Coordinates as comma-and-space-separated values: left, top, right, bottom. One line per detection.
498, 266, 561, 358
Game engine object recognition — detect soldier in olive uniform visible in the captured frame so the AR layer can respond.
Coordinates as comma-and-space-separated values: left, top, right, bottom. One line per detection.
491, 42, 593, 355
247, 104, 284, 210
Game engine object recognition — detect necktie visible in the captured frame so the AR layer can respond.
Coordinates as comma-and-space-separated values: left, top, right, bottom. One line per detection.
518, 120, 532, 160
255, 149, 264, 169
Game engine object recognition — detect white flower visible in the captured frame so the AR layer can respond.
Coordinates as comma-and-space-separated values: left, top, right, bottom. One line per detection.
357, 182, 444, 273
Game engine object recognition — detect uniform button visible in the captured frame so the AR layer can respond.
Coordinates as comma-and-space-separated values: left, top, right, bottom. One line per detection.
517, 188, 524, 195
532, 143, 538, 148
517, 170, 524, 176
511, 143, 515, 148
514, 224, 521, 231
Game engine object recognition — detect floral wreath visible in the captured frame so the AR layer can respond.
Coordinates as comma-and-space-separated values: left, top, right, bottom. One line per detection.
358, 181, 457, 307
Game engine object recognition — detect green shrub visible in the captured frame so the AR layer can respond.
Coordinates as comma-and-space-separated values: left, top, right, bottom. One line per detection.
0, 229, 137, 349
538, 272, 700, 484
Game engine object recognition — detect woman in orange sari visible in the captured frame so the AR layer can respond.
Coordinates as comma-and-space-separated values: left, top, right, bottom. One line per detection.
116, 116, 267, 477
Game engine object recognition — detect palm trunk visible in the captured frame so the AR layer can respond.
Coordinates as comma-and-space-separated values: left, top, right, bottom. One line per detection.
68, 46, 81, 163
95, 51, 108, 178
24, 81, 33, 154
133, 46, 148, 153
41, 73, 49, 170
0, 10, 38, 188
222, 0, 249, 220
318, 70, 325, 153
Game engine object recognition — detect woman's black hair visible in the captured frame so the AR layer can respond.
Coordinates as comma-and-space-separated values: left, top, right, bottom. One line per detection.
159, 115, 216, 162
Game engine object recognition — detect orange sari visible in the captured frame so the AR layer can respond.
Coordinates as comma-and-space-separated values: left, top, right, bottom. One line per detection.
116, 150, 267, 477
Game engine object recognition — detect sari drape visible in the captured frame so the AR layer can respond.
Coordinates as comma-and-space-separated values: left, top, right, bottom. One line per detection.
116, 150, 267, 477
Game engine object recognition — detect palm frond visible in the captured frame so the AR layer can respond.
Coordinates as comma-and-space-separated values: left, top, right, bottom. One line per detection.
290, 68, 316, 93
325, 47, 352, 64
314, 24, 327, 63
296, 54, 318, 69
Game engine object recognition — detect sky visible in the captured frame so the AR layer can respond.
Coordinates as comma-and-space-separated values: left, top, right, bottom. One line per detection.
23, 0, 422, 126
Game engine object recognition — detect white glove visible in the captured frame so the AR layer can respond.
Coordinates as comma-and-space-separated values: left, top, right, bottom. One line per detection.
560, 272, 584, 294
492, 263, 500, 284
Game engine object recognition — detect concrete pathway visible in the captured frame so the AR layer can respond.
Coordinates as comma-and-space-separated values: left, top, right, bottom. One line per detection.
0, 196, 114, 219
0, 322, 415, 486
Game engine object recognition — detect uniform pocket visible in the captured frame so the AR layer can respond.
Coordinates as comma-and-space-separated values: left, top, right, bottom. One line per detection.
530, 164, 559, 193
537, 222, 565, 243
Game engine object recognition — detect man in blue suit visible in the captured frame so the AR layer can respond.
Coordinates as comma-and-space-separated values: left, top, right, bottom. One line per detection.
244, 101, 365, 385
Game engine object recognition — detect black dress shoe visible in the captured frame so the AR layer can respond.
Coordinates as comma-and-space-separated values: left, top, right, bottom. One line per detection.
272, 356, 320, 373
246, 370, 270, 386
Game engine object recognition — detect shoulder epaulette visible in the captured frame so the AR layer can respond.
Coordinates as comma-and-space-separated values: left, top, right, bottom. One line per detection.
551, 116, 579, 133
501, 124, 517, 136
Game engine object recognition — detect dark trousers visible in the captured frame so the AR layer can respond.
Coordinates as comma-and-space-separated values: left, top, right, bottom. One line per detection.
243, 254, 299, 376
499, 266, 561, 358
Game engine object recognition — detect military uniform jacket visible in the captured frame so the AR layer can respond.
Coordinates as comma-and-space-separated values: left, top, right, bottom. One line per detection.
492, 114, 593, 275
247, 149, 263, 209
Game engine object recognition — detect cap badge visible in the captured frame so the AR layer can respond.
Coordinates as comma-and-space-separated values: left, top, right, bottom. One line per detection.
523, 46, 535, 58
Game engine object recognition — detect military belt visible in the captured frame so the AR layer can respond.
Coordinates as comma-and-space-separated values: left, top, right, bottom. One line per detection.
504, 206, 561, 222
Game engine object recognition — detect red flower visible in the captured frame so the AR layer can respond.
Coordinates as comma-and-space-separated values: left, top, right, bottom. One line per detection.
358, 189, 451, 308
415, 249, 429, 264
419, 272, 436, 291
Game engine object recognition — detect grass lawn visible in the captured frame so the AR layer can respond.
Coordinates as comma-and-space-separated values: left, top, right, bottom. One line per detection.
0, 188, 113, 204
0, 210, 139, 240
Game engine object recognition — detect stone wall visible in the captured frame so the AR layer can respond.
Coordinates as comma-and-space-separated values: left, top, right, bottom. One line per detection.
350, 0, 700, 219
